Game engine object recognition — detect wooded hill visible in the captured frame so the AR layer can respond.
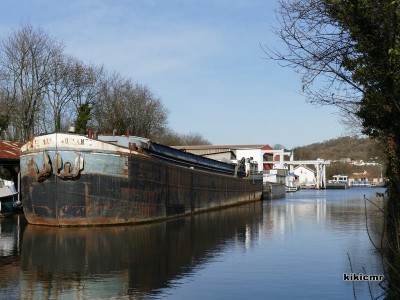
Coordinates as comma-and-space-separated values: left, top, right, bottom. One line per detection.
292, 136, 384, 162
292, 136, 385, 179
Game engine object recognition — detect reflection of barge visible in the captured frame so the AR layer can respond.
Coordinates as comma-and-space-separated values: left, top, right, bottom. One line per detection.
19, 202, 263, 299
20, 133, 263, 226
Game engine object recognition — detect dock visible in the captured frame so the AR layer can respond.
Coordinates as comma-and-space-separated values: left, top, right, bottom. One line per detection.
263, 183, 286, 200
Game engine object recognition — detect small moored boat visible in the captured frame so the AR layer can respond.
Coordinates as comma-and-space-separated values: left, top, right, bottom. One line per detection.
326, 174, 349, 189
0, 178, 19, 217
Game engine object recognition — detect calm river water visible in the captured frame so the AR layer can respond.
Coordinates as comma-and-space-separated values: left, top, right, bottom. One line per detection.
0, 188, 387, 299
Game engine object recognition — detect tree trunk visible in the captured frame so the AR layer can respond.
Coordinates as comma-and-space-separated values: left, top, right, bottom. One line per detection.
383, 133, 400, 298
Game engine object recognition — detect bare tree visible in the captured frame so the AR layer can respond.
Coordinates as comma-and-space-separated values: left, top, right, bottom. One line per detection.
42, 55, 103, 133
156, 130, 212, 146
125, 84, 168, 138
263, 0, 367, 132
0, 24, 188, 146
69, 60, 104, 134
267, 2, 400, 297
0, 89, 13, 139
70, 60, 103, 109
0, 24, 64, 140
273, 144, 286, 150
41, 54, 76, 132
92, 74, 169, 138
92, 73, 127, 133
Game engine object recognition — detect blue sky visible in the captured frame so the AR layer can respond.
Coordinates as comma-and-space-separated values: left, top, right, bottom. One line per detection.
0, 0, 348, 148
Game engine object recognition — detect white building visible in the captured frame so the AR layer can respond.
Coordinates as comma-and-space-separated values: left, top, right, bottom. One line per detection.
172, 144, 330, 188
294, 166, 316, 188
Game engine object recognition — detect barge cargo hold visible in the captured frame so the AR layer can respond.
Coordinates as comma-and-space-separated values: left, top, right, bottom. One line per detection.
20, 133, 263, 226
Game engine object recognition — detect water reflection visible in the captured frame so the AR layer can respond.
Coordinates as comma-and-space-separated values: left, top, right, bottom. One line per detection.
19, 202, 264, 299
250, 189, 386, 300
0, 215, 27, 299
0, 188, 387, 299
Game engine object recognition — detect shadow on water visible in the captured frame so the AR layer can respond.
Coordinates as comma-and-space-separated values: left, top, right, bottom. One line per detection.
5, 202, 264, 299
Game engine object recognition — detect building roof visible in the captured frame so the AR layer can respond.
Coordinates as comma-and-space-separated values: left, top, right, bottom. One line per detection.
294, 165, 316, 173
173, 144, 272, 150
172, 144, 273, 157
0, 141, 23, 160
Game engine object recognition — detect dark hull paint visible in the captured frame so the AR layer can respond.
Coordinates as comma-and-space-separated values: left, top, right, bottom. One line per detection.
22, 153, 262, 226
325, 183, 349, 189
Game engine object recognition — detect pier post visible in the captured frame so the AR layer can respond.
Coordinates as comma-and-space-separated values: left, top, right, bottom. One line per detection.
315, 163, 320, 189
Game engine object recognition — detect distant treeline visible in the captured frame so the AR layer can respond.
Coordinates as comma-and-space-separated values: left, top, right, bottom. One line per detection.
293, 136, 386, 179
0, 24, 210, 146
293, 136, 384, 162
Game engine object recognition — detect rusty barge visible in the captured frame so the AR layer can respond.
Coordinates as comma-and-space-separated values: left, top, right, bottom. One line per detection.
20, 133, 263, 226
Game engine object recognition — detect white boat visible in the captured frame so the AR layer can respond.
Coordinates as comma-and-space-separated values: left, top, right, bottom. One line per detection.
0, 178, 19, 217
285, 172, 298, 192
326, 175, 349, 189
262, 169, 286, 199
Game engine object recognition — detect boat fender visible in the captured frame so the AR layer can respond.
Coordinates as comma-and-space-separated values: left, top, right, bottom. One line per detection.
54, 153, 63, 174
70, 154, 84, 178
37, 152, 52, 182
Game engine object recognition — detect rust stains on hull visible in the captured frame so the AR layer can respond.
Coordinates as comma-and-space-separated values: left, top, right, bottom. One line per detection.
21, 134, 263, 227
22, 155, 262, 226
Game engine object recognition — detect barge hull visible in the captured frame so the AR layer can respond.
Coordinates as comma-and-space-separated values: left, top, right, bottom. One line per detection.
21, 143, 262, 226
